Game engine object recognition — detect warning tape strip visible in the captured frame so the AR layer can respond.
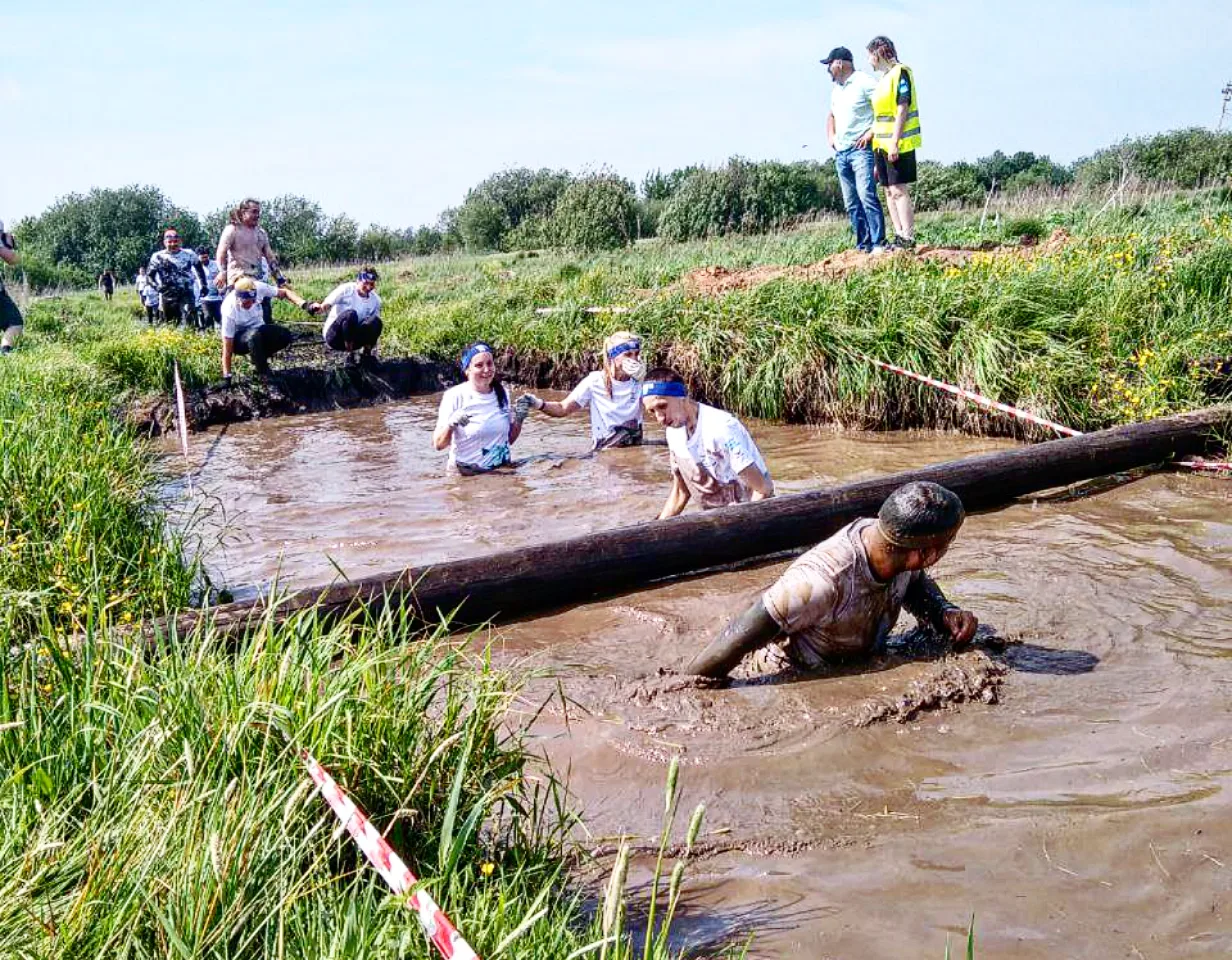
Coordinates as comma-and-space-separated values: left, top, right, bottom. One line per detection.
861, 354, 1229, 475
858, 353, 1083, 438
303, 751, 480, 960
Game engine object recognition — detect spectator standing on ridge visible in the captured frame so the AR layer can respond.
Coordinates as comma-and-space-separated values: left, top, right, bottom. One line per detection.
0, 220, 23, 354
147, 228, 200, 325
867, 35, 922, 249
823, 46, 886, 255
214, 198, 286, 324
98, 269, 116, 301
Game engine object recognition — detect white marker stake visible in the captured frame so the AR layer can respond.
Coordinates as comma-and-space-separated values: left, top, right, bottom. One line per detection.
173, 361, 193, 495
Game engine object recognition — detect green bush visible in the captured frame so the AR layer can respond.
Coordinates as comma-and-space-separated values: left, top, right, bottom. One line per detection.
1074, 128, 1232, 189
1002, 216, 1048, 243
657, 158, 843, 241
457, 168, 572, 251
913, 161, 985, 211
547, 172, 638, 252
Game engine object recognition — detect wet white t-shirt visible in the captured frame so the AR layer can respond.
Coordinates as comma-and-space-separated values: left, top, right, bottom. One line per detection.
565, 371, 643, 445
321, 281, 382, 338
666, 402, 772, 509
220, 281, 277, 339
436, 383, 513, 470
761, 518, 919, 664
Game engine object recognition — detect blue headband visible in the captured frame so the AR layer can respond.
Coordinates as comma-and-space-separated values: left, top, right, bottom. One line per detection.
460, 342, 494, 372
606, 338, 641, 361
357, 271, 377, 282
640, 380, 687, 399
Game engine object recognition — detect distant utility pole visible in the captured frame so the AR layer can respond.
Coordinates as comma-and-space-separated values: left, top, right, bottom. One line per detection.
1220, 81, 1232, 131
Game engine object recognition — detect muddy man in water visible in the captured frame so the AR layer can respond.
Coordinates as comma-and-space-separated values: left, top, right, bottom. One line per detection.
687, 481, 979, 678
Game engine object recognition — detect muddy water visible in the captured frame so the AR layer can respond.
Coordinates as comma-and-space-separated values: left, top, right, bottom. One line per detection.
166, 397, 1232, 958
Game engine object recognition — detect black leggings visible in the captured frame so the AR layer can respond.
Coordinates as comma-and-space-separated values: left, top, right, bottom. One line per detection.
234, 323, 294, 374
324, 309, 382, 352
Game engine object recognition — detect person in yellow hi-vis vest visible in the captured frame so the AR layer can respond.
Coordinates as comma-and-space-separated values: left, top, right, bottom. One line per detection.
867, 36, 921, 249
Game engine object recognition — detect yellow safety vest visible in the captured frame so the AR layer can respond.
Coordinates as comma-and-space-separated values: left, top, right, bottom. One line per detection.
872, 63, 922, 153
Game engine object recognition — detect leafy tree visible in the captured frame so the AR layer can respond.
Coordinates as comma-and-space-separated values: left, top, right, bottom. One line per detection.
912, 161, 986, 211
356, 225, 406, 262
547, 172, 637, 252
456, 168, 572, 250
1073, 128, 1232, 189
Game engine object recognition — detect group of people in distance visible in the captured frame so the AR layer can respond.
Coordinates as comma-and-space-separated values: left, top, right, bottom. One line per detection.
824, 35, 921, 254
434, 332, 978, 679
125, 199, 385, 379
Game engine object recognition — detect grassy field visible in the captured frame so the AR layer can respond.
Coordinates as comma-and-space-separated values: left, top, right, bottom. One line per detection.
2, 186, 1229, 957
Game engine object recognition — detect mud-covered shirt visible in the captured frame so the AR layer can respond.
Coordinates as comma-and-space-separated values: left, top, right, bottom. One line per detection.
666, 402, 772, 509
565, 371, 643, 447
147, 248, 199, 299
761, 518, 920, 664
436, 383, 512, 471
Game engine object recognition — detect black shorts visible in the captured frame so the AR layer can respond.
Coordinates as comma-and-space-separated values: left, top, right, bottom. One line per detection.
874, 149, 918, 186
0, 288, 22, 330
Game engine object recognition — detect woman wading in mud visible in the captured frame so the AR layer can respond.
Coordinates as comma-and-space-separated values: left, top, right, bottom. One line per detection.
433, 342, 521, 475
514, 331, 647, 449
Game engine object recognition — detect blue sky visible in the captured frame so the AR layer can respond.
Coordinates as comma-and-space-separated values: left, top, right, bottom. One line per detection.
2, 0, 1229, 230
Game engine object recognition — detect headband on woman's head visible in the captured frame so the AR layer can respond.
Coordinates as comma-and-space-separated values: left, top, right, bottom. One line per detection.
606, 338, 641, 361
357, 270, 377, 283
640, 380, 687, 399
460, 342, 494, 373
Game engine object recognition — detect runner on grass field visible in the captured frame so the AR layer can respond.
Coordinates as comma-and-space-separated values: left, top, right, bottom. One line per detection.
0, 220, 23, 354
433, 341, 521, 475
640, 367, 774, 518
514, 331, 646, 449
147, 227, 200, 325
685, 482, 978, 679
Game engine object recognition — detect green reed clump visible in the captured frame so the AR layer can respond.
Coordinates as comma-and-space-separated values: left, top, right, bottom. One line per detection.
0, 600, 730, 959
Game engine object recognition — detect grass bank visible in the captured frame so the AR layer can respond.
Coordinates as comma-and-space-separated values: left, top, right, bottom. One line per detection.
284, 188, 1232, 436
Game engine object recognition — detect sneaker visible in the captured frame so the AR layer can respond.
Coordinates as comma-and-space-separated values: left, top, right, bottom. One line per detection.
890, 236, 916, 251
870, 245, 890, 256
0, 345, 10, 355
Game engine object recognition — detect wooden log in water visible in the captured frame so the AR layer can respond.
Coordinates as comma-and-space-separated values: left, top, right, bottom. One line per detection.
160, 405, 1231, 638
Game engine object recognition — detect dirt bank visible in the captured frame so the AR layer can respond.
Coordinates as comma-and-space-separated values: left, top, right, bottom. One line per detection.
129, 355, 459, 436
679, 229, 1071, 297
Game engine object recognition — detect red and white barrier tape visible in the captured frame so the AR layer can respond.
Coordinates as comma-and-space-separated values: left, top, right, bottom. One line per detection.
303, 751, 480, 960
861, 354, 1229, 475
858, 353, 1083, 438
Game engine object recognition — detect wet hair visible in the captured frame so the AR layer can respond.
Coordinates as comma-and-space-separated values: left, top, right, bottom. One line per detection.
877, 482, 965, 551
357, 264, 379, 282
602, 330, 640, 398
460, 342, 507, 409
867, 35, 898, 62
230, 198, 262, 226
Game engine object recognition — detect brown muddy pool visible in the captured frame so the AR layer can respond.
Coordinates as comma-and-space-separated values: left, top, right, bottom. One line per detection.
164, 395, 1232, 958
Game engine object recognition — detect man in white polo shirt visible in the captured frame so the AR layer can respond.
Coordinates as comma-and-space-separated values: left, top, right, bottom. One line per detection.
823, 46, 886, 254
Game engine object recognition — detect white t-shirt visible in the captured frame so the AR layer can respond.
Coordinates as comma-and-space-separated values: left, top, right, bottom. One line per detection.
565, 371, 643, 446
321, 281, 382, 338
436, 383, 513, 470
666, 402, 772, 509
220, 281, 278, 339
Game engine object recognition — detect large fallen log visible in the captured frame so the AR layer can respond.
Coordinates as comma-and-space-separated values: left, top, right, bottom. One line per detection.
160, 405, 1231, 638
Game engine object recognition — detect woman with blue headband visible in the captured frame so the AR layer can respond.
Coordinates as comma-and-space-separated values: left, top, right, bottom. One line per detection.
640, 367, 774, 519
514, 331, 646, 449
432, 341, 520, 474
307, 265, 383, 366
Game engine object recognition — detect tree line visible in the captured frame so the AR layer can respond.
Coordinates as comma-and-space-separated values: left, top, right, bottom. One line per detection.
7, 127, 1231, 289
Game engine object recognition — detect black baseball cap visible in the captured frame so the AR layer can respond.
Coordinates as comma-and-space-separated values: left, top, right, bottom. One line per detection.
821, 46, 853, 64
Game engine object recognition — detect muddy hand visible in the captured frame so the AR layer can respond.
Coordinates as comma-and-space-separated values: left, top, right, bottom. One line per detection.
513, 393, 540, 423
942, 609, 978, 647
448, 410, 470, 429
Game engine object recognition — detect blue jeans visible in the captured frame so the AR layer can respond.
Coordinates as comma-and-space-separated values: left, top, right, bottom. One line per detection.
834, 146, 885, 251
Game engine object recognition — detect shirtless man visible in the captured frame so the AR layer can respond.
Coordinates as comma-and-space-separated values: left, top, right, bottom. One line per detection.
640, 367, 774, 518
686, 481, 979, 678
214, 198, 286, 323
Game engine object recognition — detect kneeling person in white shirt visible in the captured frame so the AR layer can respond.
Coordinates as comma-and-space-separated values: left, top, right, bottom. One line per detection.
310, 266, 383, 365
432, 341, 522, 475
514, 330, 646, 449
640, 367, 774, 519
220, 277, 297, 381
686, 481, 979, 679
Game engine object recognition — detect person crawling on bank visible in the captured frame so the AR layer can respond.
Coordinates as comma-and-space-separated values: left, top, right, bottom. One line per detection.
515, 331, 646, 450
640, 367, 774, 519
685, 481, 978, 679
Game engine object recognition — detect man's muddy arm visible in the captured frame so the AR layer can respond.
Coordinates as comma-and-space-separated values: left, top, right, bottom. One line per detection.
686, 598, 781, 678
904, 573, 977, 644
